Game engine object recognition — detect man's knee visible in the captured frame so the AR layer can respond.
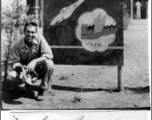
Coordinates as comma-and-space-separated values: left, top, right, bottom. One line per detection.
44, 60, 54, 70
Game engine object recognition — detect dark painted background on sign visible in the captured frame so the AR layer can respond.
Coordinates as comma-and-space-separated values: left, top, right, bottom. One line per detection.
52, 48, 123, 65
43, 0, 124, 65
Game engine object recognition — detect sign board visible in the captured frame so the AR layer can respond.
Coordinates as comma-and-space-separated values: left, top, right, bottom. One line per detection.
43, 0, 123, 65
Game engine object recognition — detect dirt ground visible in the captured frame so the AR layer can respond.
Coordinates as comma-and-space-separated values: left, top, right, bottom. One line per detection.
2, 20, 150, 109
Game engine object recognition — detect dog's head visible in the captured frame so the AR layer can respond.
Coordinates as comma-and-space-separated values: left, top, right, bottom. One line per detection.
22, 66, 38, 84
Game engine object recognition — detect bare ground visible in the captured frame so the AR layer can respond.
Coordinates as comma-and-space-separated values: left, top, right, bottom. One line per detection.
2, 20, 150, 109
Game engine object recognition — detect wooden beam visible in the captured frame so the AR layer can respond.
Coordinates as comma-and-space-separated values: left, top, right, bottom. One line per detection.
130, 0, 133, 19
49, 46, 124, 49
27, 0, 40, 26
39, 0, 43, 27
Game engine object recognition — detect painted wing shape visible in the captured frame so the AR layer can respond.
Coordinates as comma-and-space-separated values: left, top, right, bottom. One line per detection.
50, 0, 84, 25
93, 13, 101, 26
94, 15, 106, 33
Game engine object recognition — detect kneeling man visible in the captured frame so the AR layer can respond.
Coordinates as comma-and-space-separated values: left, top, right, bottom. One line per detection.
9, 21, 54, 99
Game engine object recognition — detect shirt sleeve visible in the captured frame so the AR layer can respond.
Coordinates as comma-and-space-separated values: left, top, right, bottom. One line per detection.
39, 35, 53, 60
11, 44, 22, 69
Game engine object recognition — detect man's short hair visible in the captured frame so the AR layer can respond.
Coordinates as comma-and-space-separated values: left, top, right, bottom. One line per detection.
24, 21, 38, 32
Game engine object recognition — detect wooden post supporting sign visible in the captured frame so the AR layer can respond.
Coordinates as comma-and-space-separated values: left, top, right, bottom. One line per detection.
118, 66, 123, 91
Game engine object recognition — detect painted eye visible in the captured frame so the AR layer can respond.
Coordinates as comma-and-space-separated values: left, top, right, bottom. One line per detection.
60, 7, 67, 13
61, 9, 64, 12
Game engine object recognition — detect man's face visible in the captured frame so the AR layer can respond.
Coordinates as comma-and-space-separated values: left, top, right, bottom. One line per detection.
24, 26, 37, 45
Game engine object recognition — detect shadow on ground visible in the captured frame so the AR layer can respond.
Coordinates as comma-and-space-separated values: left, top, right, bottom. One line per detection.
2, 82, 36, 105
52, 85, 150, 93
2, 82, 149, 106
52, 85, 120, 92
124, 86, 150, 94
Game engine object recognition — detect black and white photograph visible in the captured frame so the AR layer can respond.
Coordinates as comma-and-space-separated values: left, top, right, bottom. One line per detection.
1, 0, 151, 109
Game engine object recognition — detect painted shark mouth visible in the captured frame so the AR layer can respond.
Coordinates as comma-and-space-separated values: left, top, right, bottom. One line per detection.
80, 13, 118, 40
81, 24, 118, 40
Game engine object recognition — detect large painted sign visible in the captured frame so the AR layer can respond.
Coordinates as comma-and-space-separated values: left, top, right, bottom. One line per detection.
43, 0, 123, 65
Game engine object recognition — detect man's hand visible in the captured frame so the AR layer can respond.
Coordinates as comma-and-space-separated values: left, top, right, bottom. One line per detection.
27, 57, 47, 72
27, 59, 37, 72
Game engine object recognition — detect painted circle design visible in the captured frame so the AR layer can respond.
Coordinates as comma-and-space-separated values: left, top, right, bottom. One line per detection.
76, 8, 118, 52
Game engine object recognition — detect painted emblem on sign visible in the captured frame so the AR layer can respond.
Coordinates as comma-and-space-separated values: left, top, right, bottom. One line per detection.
50, 0, 84, 25
76, 8, 118, 52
